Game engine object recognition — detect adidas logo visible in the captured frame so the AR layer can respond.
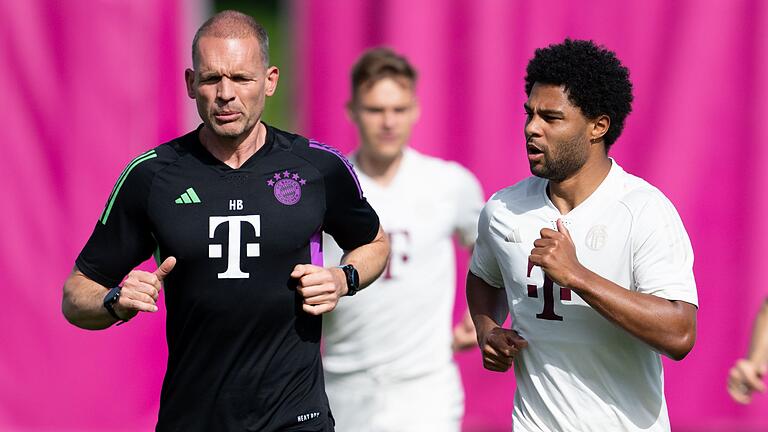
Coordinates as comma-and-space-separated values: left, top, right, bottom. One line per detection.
175, 187, 201, 204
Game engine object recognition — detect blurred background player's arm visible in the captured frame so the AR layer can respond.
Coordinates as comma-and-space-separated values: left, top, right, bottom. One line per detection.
728, 299, 768, 404
451, 167, 485, 352
452, 310, 477, 352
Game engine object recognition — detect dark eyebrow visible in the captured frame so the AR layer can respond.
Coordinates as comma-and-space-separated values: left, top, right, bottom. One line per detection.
539, 109, 564, 117
523, 103, 564, 117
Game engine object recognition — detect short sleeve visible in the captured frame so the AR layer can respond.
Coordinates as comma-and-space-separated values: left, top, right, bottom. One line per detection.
75, 153, 158, 288
469, 201, 504, 288
317, 146, 380, 251
631, 192, 698, 306
450, 164, 484, 247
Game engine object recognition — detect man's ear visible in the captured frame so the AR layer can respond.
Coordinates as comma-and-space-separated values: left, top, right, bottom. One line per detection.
184, 69, 196, 99
345, 99, 356, 123
264, 66, 279, 96
590, 114, 610, 142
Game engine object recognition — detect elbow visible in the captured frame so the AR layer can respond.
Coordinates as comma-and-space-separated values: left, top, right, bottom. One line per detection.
61, 284, 81, 327
666, 327, 696, 361
61, 281, 97, 330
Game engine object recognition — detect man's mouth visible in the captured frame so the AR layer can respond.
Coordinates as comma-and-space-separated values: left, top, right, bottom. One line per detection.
214, 112, 241, 122
526, 143, 544, 155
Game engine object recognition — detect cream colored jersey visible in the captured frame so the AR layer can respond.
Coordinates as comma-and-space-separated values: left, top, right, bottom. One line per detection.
470, 160, 697, 432
323, 148, 484, 378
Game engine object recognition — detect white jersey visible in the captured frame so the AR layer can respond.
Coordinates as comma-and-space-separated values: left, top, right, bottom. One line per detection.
470, 160, 698, 432
323, 148, 484, 378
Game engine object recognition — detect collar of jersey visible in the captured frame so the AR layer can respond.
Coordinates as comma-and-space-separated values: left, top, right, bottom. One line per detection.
184, 123, 276, 172
541, 158, 623, 220
349, 147, 415, 191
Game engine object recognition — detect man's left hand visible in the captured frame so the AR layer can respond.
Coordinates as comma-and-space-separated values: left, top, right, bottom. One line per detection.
529, 219, 587, 288
291, 264, 347, 315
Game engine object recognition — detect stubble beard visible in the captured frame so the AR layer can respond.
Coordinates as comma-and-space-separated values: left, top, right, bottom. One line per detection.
531, 134, 589, 182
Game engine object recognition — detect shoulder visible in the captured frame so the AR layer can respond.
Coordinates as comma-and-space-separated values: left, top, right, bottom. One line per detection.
613, 168, 677, 216
477, 176, 543, 231
116, 132, 187, 187
488, 176, 543, 210
271, 126, 353, 175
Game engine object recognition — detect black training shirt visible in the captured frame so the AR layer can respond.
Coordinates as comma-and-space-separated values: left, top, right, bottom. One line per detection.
76, 124, 379, 431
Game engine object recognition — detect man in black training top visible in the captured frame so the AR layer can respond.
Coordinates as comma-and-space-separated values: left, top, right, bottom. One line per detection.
62, 10, 389, 432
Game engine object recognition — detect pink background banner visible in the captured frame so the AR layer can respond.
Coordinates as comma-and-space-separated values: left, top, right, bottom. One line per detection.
292, 0, 768, 431
2, 1, 767, 431
0, 1, 203, 430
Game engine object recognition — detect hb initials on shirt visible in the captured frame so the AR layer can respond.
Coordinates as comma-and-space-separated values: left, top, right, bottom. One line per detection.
527, 260, 571, 321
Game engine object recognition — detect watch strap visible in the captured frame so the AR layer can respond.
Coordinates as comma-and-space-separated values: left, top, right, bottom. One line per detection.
103, 286, 128, 324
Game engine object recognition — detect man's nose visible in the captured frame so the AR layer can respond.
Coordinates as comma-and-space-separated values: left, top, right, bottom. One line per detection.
382, 111, 396, 128
524, 115, 542, 139
216, 77, 236, 102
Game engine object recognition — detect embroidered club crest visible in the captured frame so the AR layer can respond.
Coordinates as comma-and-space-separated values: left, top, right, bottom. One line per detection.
267, 170, 306, 205
585, 225, 608, 251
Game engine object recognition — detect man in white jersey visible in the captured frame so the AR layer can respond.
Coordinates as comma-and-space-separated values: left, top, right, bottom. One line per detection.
322, 48, 484, 431
467, 39, 698, 431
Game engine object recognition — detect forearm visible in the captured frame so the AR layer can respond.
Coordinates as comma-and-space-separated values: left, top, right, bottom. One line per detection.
747, 299, 768, 365
466, 271, 509, 334
341, 225, 389, 289
571, 270, 697, 360
62, 267, 117, 330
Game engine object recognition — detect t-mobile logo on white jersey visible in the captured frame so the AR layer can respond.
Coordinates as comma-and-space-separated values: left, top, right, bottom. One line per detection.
383, 230, 410, 280
208, 215, 260, 279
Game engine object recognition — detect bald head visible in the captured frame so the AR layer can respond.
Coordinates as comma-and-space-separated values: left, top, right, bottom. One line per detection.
192, 10, 269, 68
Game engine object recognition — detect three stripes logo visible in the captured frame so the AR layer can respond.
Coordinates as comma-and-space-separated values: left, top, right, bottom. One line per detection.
175, 187, 202, 204
100, 149, 157, 225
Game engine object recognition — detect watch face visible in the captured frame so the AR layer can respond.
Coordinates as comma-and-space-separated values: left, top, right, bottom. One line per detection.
344, 265, 359, 293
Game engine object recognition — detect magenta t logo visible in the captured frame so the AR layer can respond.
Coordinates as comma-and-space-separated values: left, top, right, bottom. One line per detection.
527, 260, 571, 321
383, 230, 410, 280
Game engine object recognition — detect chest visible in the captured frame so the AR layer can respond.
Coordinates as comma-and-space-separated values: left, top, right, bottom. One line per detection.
491, 204, 635, 304
363, 176, 456, 247
147, 156, 325, 271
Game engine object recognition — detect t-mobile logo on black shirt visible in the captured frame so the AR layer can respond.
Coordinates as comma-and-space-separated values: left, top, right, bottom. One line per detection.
208, 215, 260, 279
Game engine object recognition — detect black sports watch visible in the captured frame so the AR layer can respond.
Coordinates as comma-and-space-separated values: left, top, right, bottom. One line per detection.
339, 264, 360, 296
103, 286, 127, 323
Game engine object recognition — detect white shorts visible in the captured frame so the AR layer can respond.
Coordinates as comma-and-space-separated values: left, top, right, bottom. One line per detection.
324, 364, 464, 432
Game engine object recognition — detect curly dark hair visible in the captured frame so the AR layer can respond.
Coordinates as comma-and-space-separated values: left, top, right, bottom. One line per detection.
524, 39, 633, 149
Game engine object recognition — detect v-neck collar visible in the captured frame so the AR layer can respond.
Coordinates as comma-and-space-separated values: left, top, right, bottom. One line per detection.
351, 148, 413, 192
541, 159, 622, 219
184, 123, 275, 172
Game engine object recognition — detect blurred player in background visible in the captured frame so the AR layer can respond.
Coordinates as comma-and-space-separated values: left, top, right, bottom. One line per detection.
728, 299, 768, 403
322, 47, 485, 432
467, 39, 698, 431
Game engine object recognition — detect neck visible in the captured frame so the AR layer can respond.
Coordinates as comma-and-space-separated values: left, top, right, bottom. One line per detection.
355, 148, 404, 187
199, 122, 266, 169
547, 154, 612, 214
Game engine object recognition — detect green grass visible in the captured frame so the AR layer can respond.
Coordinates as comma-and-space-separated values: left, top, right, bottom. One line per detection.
214, 0, 293, 131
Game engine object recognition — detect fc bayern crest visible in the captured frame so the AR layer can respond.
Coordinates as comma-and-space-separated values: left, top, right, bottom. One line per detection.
585, 225, 608, 251
267, 170, 306, 205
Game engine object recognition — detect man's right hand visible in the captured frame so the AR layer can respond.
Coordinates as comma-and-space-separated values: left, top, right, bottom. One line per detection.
728, 358, 767, 404
114, 257, 176, 320
479, 326, 528, 372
